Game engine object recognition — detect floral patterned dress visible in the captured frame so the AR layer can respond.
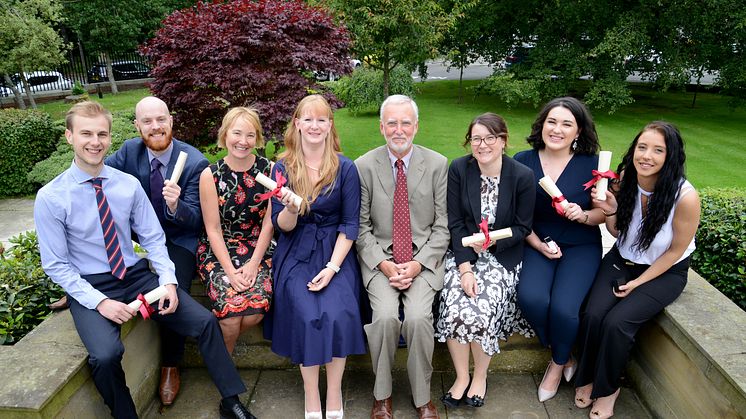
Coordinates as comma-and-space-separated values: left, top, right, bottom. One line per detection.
196, 157, 273, 319
435, 175, 533, 355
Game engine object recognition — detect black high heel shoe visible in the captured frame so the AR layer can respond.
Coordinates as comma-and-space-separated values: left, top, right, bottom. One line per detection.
464, 379, 488, 408
440, 376, 471, 408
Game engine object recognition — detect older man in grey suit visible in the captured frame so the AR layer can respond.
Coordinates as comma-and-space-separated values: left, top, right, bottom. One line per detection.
356, 95, 449, 419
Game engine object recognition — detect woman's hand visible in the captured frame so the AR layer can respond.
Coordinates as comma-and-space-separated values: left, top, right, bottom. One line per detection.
239, 259, 260, 289
280, 188, 300, 215
592, 188, 618, 215
538, 241, 563, 259
469, 242, 486, 254
564, 202, 588, 223
308, 267, 335, 292
226, 268, 249, 292
460, 272, 479, 298
613, 278, 639, 298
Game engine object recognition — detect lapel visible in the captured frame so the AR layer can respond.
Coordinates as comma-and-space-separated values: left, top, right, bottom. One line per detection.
466, 157, 483, 226
406, 146, 426, 199
493, 155, 511, 228
164, 140, 180, 182
374, 147, 395, 203
137, 141, 152, 196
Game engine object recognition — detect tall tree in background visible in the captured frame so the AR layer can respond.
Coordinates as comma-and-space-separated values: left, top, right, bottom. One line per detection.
0, 0, 69, 109
329, 0, 451, 97
142, 0, 352, 148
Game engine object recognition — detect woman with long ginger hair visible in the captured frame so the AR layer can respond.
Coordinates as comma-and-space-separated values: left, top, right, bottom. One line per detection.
574, 121, 700, 418
265, 95, 366, 419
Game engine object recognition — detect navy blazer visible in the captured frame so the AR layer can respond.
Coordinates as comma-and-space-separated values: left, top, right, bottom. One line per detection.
105, 138, 209, 254
447, 154, 535, 271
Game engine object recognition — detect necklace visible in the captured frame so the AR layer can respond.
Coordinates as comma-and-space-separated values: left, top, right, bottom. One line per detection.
305, 161, 320, 171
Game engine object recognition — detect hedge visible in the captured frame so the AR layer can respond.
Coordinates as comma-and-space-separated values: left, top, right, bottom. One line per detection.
691, 188, 746, 310
331, 66, 416, 115
0, 109, 62, 196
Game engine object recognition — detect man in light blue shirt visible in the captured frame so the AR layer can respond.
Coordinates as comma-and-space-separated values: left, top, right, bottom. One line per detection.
34, 101, 256, 419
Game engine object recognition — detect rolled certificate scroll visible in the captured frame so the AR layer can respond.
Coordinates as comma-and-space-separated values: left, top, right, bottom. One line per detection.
595, 151, 612, 201
127, 285, 168, 311
255, 172, 303, 208
538, 176, 569, 213
461, 227, 512, 247
167, 151, 188, 184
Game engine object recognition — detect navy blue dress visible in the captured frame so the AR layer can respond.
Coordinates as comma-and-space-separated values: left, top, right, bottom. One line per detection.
264, 156, 367, 366
514, 149, 602, 364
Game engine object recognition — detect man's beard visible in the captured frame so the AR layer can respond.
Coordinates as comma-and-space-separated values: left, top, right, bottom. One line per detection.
141, 128, 172, 152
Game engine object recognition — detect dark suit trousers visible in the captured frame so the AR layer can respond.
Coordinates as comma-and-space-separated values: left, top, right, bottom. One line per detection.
574, 246, 688, 398
161, 241, 195, 366
69, 259, 246, 419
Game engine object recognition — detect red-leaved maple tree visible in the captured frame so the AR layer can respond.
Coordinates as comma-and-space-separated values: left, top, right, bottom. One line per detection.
141, 0, 351, 147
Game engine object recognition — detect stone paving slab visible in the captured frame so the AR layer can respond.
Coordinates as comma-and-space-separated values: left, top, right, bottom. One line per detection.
151, 368, 650, 419
0, 198, 35, 247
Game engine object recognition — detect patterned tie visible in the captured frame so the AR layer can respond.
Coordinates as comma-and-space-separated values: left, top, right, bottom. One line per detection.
392, 159, 413, 263
90, 178, 127, 280
150, 158, 165, 221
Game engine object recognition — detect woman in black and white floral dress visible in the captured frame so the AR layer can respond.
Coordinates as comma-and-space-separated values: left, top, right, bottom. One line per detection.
436, 113, 535, 408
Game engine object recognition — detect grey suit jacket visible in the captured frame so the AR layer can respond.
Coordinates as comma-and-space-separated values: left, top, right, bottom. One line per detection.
355, 144, 450, 290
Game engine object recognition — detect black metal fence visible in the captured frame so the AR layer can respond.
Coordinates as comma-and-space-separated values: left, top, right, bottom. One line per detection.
1, 51, 151, 98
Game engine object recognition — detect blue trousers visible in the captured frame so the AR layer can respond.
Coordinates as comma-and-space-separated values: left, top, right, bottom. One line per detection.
69, 259, 245, 419
517, 242, 601, 364
161, 241, 194, 366
575, 246, 688, 398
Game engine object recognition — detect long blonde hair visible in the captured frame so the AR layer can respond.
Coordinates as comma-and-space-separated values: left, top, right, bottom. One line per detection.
278, 95, 341, 214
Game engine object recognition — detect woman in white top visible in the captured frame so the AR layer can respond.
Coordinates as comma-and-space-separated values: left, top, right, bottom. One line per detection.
573, 121, 700, 419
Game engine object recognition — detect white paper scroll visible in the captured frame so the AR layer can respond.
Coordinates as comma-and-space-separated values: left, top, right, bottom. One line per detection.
538, 176, 569, 211
595, 151, 612, 201
127, 285, 168, 311
167, 151, 188, 184
254, 172, 303, 208
461, 227, 513, 247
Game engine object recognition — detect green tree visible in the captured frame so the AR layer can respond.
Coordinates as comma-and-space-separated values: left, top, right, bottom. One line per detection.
0, 0, 69, 109
329, 0, 451, 97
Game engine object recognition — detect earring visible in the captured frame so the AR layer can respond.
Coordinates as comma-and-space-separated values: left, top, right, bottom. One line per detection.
572, 138, 578, 151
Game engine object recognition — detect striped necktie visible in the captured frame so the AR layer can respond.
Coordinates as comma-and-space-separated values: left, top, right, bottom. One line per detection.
90, 178, 127, 280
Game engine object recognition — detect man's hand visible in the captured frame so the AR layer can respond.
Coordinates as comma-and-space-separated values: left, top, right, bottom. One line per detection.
388, 261, 422, 290
162, 180, 181, 214
158, 284, 179, 315
97, 299, 137, 324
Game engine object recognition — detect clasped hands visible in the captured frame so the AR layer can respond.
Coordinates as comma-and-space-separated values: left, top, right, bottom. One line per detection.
226, 260, 260, 292
379, 259, 422, 290
97, 283, 179, 324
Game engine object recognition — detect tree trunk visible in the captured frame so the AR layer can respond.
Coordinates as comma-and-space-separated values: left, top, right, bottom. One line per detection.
383, 65, 390, 98
19, 73, 37, 109
691, 74, 701, 108
105, 52, 119, 94
458, 63, 464, 104
4, 73, 25, 109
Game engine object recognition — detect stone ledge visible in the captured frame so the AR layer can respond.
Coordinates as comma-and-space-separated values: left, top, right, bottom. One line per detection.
628, 270, 746, 418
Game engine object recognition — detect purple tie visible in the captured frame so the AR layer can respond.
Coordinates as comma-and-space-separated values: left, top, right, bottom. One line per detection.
150, 158, 165, 221
90, 178, 127, 280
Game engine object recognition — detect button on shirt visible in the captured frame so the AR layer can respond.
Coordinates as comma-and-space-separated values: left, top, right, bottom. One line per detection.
34, 163, 177, 310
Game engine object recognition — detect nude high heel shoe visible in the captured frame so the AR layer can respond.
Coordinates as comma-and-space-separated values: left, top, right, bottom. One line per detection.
589, 388, 620, 419
563, 356, 577, 382
538, 362, 560, 402
325, 392, 343, 419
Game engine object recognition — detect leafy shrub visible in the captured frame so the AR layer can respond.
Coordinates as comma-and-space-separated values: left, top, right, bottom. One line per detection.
71, 82, 86, 96
0, 231, 64, 345
142, 0, 351, 148
691, 188, 746, 310
0, 109, 62, 196
331, 66, 416, 115
474, 72, 545, 108
28, 110, 137, 186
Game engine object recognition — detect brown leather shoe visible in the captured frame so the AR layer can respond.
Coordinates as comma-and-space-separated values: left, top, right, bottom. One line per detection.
371, 397, 392, 419
415, 400, 440, 419
48, 295, 69, 311
159, 367, 180, 405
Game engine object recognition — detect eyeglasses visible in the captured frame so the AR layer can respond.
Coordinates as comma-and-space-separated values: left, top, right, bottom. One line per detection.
469, 135, 502, 146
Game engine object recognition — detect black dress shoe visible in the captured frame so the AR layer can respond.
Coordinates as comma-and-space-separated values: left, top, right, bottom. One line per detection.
463, 380, 488, 408
219, 400, 257, 419
440, 376, 471, 408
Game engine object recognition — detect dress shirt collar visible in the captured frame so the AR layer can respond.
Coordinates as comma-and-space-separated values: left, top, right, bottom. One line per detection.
387, 146, 413, 172
69, 161, 113, 184
147, 141, 174, 168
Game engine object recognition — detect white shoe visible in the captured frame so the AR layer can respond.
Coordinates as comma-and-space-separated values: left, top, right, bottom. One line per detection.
564, 356, 578, 382
305, 411, 322, 419
538, 362, 560, 402
326, 393, 343, 419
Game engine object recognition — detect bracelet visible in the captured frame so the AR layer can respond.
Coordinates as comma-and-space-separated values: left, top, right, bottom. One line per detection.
459, 270, 474, 279
582, 211, 589, 224
603, 210, 616, 216
325, 262, 340, 273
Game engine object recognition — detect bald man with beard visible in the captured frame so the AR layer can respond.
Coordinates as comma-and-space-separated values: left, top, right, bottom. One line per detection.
106, 96, 209, 406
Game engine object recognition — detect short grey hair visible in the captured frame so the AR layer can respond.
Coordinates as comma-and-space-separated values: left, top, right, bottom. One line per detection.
380, 94, 419, 121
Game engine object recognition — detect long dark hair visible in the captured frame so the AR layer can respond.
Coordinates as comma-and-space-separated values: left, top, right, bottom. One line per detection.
615, 121, 687, 251
526, 97, 599, 155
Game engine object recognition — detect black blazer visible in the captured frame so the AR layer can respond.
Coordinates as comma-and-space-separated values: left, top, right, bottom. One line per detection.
447, 154, 535, 271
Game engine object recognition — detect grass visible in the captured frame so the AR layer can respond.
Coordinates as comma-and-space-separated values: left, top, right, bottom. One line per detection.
36, 88, 150, 120
35, 81, 746, 189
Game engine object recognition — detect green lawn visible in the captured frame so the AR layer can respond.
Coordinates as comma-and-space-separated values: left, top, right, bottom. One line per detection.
37, 88, 149, 120
36, 81, 746, 189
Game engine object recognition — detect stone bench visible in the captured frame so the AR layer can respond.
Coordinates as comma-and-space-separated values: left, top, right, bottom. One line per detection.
0, 269, 743, 418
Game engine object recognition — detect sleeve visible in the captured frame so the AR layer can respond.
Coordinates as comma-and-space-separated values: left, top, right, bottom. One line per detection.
355, 159, 389, 270
491, 164, 535, 255
35, 191, 108, 310
129, 183, 177, 287
337, 159, 361, 240
270, 161, 286, 229
412, 156, 450, 272
165, 152, 209, 232
447, 159, 477, 266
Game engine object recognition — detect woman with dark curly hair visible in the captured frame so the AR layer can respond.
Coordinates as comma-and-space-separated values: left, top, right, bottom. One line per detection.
514, 97, 606, 402
573, 121, 700, 418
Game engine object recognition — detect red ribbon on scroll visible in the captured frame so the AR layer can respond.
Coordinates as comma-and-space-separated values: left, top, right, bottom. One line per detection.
582, 170, 619, 190
255, 171, 287, 202
136, 294, 155, 320
479, 217, 491, 250
552, 196, 568, 216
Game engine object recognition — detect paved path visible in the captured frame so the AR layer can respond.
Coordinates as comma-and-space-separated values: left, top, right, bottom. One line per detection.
0, 198, 35, 249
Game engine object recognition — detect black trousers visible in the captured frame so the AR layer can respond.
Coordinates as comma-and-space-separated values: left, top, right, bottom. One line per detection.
69, 259, 246, 419
161, 241, 195, 366
574, 245, 688, 398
